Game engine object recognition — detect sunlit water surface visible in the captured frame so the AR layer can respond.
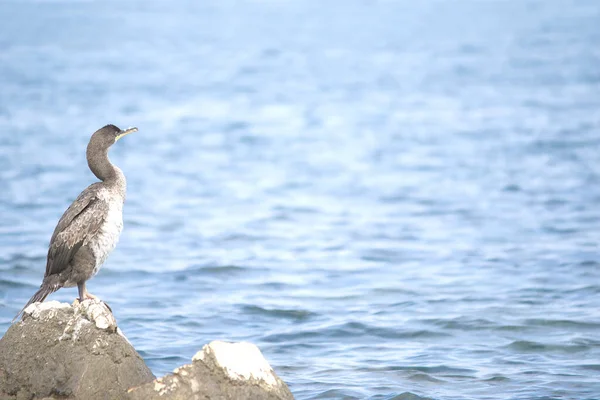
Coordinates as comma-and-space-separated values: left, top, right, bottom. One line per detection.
1, 1, 599, 399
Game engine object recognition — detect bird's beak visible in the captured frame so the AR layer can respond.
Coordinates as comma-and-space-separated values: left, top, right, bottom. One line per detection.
116, 127, 138, 141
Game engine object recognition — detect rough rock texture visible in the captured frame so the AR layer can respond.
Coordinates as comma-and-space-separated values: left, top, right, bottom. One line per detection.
0, 301, 294, 400
127, 341, 294, 400
0, 300, 154, 400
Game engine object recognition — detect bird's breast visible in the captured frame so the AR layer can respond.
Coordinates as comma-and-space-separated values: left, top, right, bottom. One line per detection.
89, 201, 124, 275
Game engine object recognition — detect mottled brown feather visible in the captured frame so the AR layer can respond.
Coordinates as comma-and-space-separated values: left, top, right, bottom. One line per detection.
45, 183, 109, 277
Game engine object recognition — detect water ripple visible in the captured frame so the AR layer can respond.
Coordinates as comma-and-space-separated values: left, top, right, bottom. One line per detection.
1, 1, 600, 399
241, 305, 317, 322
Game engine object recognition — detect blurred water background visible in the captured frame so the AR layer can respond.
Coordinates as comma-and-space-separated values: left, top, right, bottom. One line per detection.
1, 1, 600, 399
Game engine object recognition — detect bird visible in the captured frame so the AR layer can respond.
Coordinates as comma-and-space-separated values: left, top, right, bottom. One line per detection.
13, 124, 137, 322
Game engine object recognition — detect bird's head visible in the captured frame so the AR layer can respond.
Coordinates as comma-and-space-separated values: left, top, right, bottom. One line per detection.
92, 124, 138, 148
86, 124, 137, 182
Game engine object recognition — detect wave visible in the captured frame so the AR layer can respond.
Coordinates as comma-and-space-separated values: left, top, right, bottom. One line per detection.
241, 305, 316, 322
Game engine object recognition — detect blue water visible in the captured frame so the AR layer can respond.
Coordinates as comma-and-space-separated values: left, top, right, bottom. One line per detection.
1, 1, 600, 399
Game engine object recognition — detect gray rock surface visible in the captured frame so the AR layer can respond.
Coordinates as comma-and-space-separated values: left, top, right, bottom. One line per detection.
0, 301, 294, 400
0, 300, 154, 400
127, 341, 294, 400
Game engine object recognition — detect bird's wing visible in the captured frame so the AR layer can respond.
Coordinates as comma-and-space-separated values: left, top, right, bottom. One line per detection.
45, 186, 109, 277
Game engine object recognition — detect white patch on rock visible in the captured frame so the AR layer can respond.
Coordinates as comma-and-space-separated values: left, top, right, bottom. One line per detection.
71, 318, 91, 341
74, 299, 117, 331
58, 314, 92, 342
173, 366, 189, 376
93, 337, 108, 350
189, 378, 200, 393
117, 327, 132, 345
152, 377, 178, 396
192, 350, 205, 362
153, 380, 166, 393
24, 301, 71, 320
25, 300, 117, 342
196, 341, 278, 386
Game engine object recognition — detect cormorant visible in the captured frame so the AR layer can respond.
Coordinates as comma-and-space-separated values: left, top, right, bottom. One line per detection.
13, 124, 137, 321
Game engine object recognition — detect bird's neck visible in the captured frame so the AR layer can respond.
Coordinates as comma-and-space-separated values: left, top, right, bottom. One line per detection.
86, 144, 126, 197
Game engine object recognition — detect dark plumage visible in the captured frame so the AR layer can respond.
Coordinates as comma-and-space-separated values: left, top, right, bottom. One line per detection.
14, 124, 137, 321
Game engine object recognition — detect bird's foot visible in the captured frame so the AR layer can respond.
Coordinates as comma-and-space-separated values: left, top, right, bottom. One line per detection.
75, 292, 112, 313
74, 293, 99, 305
80, 292, 100, 301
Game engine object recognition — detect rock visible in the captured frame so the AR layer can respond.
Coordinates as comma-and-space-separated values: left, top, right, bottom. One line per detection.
127, 341, 294, 400
0, 301, 294, 400
0, 300, 154, 400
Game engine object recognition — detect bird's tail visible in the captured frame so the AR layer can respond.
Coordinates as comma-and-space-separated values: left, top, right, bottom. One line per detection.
12, 284, 59, 323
